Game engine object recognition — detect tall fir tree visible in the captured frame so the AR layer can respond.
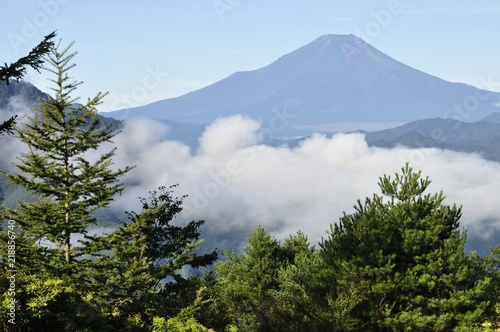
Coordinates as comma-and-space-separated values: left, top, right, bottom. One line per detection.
5, 40, 131, 268
1, 40, 131, 330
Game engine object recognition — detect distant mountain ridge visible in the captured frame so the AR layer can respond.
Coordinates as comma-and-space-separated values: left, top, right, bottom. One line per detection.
364, 114, 500, 162
0, 80, 47, 108
4, 81, 500, 163
105, 34, 500, 136
0, 80, 122, 131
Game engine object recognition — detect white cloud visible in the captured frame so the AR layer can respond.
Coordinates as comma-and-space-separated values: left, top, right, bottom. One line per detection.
3, 112, 499, 250
197, 115, 261, 156
104, 116, 500, 249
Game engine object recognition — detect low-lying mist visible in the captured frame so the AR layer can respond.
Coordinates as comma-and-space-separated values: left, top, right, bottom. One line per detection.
2, 100, 499, 254
105, 116, 500, 253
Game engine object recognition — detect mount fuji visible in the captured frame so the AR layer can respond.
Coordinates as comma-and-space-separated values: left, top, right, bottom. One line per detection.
105, 34, 500, 136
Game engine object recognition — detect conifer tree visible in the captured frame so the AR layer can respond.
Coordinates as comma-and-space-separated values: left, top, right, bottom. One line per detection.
0, 40, 131, 330
78, 185, 218, 330
320, 164, 494, 331
5, 40, 131, 269
211, 227, 326, 331
214, 226, 284, 331
266, 232, 332, 332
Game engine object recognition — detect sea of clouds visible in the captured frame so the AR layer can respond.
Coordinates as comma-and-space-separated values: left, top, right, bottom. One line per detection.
2, 100, 499, 253
102, 116, 500, 251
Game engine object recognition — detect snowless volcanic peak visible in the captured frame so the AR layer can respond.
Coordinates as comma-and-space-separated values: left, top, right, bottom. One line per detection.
106, 34, 500, 131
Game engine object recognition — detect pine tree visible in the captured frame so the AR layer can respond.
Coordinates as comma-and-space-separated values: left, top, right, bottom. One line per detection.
320, 164, 493, 331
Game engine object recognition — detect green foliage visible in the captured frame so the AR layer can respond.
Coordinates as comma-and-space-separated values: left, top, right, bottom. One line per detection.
269, 236, 333, 331
213, 226, 283, 331
0, 40, 131, 330
80, 186, 218, 328
205, 165, 498, 331
152, 316, 215, 332
320, 164, 495, 331
4, 40, 131, 270
210, 228, 327, 331
0, 31, 56, 135
0, 272, 68, 330
0, 32, 56, 84
0, 40, 218, 331
476, 245, 500, 331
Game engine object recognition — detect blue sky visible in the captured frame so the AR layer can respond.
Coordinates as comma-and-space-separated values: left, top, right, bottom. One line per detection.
2, 1, 500, 112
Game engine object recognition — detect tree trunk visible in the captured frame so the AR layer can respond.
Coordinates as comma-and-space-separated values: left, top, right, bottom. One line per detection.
65, 209, 70, 265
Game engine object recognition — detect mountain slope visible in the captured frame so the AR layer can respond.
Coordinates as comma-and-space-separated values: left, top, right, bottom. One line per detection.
105, 34, 500, 133
482, 112, 500, 124
0, 80, 122, 131
0, 80, 47, 108
365, 117, 500, 161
